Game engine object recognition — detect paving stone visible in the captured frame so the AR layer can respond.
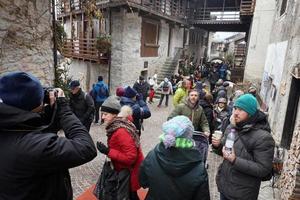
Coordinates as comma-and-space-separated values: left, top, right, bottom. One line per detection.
70, 97, 279, 199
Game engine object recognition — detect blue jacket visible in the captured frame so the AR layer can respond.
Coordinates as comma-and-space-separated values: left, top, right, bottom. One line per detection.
120, 97, 151, 132
92, 81, 109, 103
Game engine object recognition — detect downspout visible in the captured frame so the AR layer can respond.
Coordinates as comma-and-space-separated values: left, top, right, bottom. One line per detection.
52, 0, 58, 86
108, 8, 112, 93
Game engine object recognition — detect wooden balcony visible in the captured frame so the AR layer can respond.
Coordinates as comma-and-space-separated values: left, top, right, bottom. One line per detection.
188, 7, 241, 25
61, 38, 109, 63
240, 0, 256, 16
57, 0, 187, 22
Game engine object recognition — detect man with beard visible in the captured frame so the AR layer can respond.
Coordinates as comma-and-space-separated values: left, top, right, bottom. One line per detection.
212, 94, 275, 200
168, 89, 210, 138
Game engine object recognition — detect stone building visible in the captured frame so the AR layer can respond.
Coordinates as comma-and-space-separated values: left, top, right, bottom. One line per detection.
243, 0, 276, 85
56, 0, 209, 92
245, 0, 300, 199
0, 0, 54, 85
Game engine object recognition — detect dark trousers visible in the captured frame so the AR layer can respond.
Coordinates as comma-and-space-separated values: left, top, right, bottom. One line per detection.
130, 191, 140, 200
220, 193, 231, 200
158, 94, 169, 106
82, 120, 92, 131
95, 101, 103, 123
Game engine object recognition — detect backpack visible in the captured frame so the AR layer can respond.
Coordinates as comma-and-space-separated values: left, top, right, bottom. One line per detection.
98, 85, 108, 98
162, 81, 169, 92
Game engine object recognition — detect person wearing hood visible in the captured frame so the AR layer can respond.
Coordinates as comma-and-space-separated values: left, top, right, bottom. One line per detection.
120, 86, 151, 136
157, 77, 173, 107
173, 79, 189, 107
92, 76, 109, 124
199, 93, 215, 143
212, 94, 275, 200
96, 96, 144, 200
168, 89, 210, 138
0, 71, 97, 200
139, 115, 210, 200
133, 76, 150, 102
69, 80, 95, 131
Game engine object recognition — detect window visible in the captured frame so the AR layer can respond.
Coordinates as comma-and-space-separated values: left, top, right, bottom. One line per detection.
141, 19, 160, 57
280, 0, 288, 16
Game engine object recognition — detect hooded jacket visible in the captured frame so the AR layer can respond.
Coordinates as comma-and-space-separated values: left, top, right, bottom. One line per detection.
168, 99, 210, 133
92, 81, 109, 102
0, 98, 97, 200
139, 143, 210, 200
120, 97, 151, 133
215, 111, 275, 200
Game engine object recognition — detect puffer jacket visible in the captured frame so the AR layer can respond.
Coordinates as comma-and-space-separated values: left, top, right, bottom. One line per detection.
120, 97, 151, 133
107, 127, 144, 191
173, 87, 188, 107
215, 111, 275, 200
168, 99, 210, 133
139, 143, 210, 200
0, 98, 97, 200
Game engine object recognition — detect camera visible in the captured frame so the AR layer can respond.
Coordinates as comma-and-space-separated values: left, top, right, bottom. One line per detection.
43, 87, 58, 105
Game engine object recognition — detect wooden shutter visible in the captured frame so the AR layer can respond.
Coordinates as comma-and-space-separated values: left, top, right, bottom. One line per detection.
141, 19, 160, 57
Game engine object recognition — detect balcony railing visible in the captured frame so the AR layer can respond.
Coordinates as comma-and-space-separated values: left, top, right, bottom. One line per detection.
61, 38, 108, 63
187, 7, 240, 23
57, 0, 187, 20
240, 0, 256, 15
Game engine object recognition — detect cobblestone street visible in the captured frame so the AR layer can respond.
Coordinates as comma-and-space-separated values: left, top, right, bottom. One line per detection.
70, 98, 279, 200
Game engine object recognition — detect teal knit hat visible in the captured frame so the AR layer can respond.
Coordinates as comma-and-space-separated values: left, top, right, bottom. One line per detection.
234, 94, 258, 116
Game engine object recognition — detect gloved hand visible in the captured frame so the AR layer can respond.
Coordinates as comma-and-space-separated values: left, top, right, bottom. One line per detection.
96, 141, 109, 155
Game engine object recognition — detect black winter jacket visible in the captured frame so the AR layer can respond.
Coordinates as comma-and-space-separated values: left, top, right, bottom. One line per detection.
139, 143, 210, 200
69, 89, 95, 124
215, 111, 275, 200
0, 98, 97, 200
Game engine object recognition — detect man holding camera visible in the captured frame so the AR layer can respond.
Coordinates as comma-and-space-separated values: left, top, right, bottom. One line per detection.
0, 71, 97, 200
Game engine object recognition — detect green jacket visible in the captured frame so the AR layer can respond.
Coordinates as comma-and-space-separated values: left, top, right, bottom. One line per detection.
173, 87, 188, 107
168, 99, 210, 133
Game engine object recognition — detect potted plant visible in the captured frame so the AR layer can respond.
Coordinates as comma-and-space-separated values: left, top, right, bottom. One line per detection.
96, 35, 111, 56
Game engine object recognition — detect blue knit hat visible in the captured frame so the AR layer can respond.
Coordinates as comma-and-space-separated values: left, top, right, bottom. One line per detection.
124, 86, 137, 98
234, 94, 258, 116
161, 116, 194, 148
0, 71, 44, 111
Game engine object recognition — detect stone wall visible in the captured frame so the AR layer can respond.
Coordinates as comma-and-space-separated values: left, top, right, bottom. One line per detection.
244, 0, 276, 85
67, 60, 108, 92
279, 125, 300, 200
110, 9, 183, 91
262, 0, 300, 142
0, 0, 54, 86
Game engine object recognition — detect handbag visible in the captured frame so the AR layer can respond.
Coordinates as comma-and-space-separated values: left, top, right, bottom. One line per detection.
93, 158, 131, 200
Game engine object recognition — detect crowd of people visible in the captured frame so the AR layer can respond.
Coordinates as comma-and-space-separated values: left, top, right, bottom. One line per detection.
0, 69, 275, 200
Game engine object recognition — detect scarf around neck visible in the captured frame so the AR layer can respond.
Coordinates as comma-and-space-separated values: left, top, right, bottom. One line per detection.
106, 117, 140, 147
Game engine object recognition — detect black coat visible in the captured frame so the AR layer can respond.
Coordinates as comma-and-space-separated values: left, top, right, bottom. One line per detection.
139, 143, 210, 200
133, 80, 150, 101
215, 111, 275, 200
0, 98, 97, 200
199, 99, 214, 133
69, 89, 95, 124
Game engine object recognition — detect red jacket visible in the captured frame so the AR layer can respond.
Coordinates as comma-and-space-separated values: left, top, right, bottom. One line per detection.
107, 128, 144, 191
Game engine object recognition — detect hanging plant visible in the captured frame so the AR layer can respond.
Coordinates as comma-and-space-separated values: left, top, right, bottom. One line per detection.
96, 34, 111, 54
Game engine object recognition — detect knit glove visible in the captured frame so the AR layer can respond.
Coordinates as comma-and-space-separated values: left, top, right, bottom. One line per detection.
96, 142, 109, 155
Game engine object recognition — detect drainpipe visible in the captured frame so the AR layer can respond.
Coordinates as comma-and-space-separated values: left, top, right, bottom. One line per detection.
108, 8, 112, 93
52, 0, 58, 86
